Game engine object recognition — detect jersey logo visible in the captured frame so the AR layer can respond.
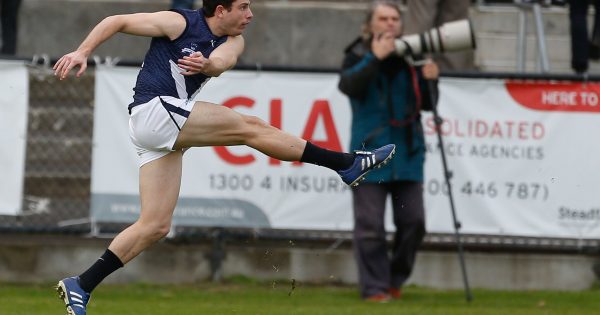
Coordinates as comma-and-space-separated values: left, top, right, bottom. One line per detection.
181, 43, 199, 56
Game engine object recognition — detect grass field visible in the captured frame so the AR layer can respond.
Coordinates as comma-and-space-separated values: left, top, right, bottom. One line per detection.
2, 278, 599, 315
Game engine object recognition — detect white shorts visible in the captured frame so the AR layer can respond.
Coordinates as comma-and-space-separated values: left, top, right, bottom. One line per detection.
128, 96, 195, 167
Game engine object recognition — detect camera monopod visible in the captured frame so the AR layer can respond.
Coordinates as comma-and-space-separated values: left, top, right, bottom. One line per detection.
427, 78, 473, 303
396, 18, 476, 302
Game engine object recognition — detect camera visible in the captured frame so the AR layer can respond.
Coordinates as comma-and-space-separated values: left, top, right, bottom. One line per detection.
395, 19, 476, 57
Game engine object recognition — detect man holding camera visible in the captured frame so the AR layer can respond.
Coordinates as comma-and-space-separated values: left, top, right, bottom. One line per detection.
338, 0, 439, 302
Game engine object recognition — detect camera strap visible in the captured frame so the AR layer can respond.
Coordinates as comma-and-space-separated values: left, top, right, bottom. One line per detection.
363, 65, 422, 151
388, 66, 422, 128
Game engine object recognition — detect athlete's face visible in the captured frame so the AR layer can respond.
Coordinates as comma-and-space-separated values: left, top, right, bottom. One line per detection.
219, 0, 253, 36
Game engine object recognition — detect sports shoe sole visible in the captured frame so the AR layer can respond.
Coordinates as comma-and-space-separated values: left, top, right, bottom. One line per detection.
55, 281, 77, 315
348, 146, 396, 187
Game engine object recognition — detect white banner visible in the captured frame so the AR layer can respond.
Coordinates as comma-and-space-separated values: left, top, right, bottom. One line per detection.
0, 60, 28, 215
424, 78, 600, 238
92, 67, 600, 239
92, 67, 356, 230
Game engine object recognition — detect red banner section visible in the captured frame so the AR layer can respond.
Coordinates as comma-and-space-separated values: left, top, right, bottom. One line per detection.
506, 80, 600, 113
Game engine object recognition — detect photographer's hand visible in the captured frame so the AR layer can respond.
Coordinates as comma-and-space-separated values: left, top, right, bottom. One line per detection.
371, 32, 396, 60
422, 60, 439, 80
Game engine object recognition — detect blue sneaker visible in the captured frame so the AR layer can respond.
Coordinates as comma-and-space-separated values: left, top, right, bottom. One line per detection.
337, 144, 396, 186
56, 276, 90, 315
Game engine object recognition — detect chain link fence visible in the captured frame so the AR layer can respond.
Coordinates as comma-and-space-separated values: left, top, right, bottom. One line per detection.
1, 65, 93, 233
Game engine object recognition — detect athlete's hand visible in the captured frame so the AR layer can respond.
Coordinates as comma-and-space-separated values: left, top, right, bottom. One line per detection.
421, 60, 439, 80
178, 51, 210, 76
53, 51, 88, 80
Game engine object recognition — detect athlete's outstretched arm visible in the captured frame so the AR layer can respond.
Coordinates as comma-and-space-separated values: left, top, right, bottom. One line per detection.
53, 11, 186, 80
178, 35, 245, 77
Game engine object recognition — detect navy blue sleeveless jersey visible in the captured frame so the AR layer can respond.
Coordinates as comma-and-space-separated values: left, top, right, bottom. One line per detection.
128, 9, 228, 110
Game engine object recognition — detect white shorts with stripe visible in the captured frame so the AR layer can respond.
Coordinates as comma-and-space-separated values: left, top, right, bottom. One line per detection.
128, 96, 195, 167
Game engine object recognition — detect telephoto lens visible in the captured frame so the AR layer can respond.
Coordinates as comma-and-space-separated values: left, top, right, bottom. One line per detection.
394, 19, 476, 57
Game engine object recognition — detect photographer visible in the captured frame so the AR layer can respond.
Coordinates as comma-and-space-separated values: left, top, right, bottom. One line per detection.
338, 0, 438, 302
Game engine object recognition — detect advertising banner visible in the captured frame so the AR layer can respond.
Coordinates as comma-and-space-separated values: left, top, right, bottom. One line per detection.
423, 78, 600, 238
92, 67, 600, 238
92, 67, 355, 230
0, 60, 28, 215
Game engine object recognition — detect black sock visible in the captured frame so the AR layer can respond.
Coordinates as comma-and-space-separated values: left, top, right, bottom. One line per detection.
300, 142, 354, 171
78, 249, 124, 293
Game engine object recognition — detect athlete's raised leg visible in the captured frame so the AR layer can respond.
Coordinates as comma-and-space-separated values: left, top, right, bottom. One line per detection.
174, 101, 396, 186
174, 101, 306, 161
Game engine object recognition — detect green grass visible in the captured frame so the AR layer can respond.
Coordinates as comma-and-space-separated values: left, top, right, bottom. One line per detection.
1, 278, 599, 315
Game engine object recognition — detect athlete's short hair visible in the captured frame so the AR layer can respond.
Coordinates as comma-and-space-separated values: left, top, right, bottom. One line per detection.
203, 0, 236, 17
